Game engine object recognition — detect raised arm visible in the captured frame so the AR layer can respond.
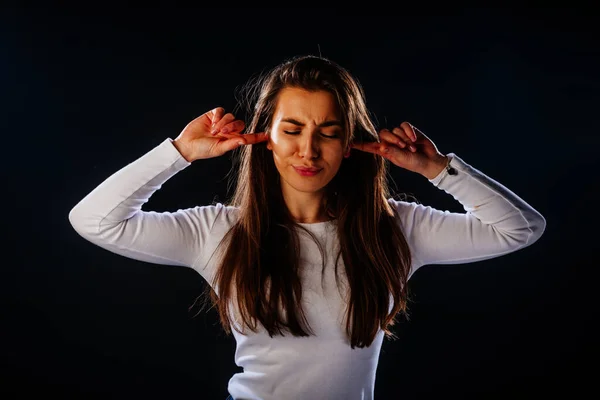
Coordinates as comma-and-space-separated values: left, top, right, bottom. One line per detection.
68, 107, 268, 268
69, 138, 223, 267
353, 121, 546, 274
390, 153, 546, 271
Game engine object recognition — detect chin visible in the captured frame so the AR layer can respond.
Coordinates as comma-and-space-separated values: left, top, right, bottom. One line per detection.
291, 181, 327, 193
287, 177, 328, 192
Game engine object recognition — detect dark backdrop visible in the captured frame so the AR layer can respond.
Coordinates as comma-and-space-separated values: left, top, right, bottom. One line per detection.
2, 7, 597, 399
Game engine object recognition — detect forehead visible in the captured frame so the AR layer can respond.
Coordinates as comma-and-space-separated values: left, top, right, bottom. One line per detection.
273, 87, 339, 120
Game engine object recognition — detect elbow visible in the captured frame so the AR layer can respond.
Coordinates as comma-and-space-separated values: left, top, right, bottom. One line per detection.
68, 204, 97, 238
501, 210, 547, 249
68, 205, 86, 235
529, 212, 547, 244
518, 210, 546, 247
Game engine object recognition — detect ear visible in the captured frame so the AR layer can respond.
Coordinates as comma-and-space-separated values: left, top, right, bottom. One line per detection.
263, 127, 272, 150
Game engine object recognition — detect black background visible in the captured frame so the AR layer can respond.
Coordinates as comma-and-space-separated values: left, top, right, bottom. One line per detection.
2, 7, 598, 399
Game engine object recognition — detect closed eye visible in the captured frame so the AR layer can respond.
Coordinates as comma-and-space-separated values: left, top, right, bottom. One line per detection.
284, 131, 340, 139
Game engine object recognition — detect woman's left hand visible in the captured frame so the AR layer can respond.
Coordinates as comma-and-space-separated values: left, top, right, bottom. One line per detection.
351, 122, 448, 179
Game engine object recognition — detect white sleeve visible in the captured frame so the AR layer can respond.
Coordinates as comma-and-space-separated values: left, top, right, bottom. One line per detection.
390, 153, 546, 275
68, 138, 229, 269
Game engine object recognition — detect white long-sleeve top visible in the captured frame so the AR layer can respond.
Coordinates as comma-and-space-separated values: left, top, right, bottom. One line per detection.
69, 138, 546, 400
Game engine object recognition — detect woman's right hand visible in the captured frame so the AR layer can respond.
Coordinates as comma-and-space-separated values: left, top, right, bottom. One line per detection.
172, 107, 268, 162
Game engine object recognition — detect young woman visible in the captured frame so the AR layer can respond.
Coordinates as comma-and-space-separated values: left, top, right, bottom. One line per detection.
69, 55, 546, 400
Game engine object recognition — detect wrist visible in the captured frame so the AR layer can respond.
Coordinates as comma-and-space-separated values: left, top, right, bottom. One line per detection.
422, 154, 449, 180
172, 139, 195, 163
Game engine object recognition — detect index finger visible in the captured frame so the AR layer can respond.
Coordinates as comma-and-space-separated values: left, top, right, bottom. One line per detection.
351, 142, 383, 154
242, 132, 269, 145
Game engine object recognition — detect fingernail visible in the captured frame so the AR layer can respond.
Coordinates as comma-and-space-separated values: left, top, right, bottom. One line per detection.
238, 141, 245, 146
211, 129, 219, 135
221, 128, 229, 134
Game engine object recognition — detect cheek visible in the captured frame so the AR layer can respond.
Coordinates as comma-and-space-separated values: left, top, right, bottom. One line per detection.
325, 146, 345, 163
269, 141, 289, 167
270, 137, 295, 155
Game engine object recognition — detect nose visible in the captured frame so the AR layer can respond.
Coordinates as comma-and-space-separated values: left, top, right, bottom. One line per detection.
298, 134, 319, 160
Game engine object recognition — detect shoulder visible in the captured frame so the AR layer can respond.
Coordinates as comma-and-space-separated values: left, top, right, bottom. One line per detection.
200, 202, 239, 223
387, 197, 434, 229
180, 202, 240, 233
387, 196, 421, 216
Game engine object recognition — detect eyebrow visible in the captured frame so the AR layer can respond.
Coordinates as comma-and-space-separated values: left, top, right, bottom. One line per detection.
281, 118, 342, 128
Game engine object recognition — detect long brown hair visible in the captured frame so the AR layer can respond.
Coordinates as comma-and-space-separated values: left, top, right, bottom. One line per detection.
194, 55, 412, 349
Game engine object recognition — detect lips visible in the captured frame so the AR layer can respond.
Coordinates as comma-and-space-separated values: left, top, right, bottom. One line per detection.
293, 166, 322, 176
294, 166, 322, 172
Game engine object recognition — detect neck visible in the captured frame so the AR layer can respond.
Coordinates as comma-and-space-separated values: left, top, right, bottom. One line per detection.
281, 188, 331, 224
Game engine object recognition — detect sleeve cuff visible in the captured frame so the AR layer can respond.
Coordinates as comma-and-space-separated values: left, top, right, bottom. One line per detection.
427, 153, 462, 186
165, 137, 192, 169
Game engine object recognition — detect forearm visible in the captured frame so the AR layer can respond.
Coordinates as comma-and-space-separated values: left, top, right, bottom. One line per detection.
401, 152, 546, 268
69, 138, 191, 236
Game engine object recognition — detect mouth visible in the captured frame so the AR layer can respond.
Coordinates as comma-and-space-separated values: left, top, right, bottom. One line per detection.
293, 166, 323, 177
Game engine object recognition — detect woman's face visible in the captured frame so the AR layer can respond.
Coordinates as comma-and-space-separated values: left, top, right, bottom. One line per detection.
267, 87, 345, 197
